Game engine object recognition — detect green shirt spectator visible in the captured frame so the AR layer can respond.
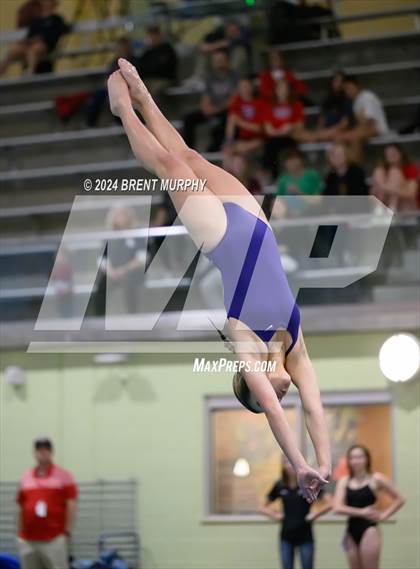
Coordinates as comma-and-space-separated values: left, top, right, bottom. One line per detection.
277, 168, 323, 196
275, 149, 323, 216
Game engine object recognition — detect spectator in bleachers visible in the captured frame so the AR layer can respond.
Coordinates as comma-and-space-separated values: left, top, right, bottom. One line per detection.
262, 78, 304, 180
149, 192, 179, 270
95, 206, 148, 316
223, 154, 263, 195
337, 75, 389, 160
50, 246, 74, 318
186, 19, 251, 85
371, 144, 419, 211
16, 437, 77, 569
16, 0, 42, 28
298, 71, 353, 143
320, 72, 353, 132
136, 24, 178, 103
83, 37, 137, 127
277, 148, 324, 197
0, 0, 71, 76
324, 142, 367, 197
400, 105, 420, 135
259, 48, 308, 103
276, 149, 323, 217
183, 50, 238, 151
55, 37, 136, 125
267, 0, 339, 45
224, 76, 265, 158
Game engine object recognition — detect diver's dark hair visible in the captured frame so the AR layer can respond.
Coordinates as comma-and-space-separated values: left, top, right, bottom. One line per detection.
209, 319, 263, 414
232, 372, 263, 414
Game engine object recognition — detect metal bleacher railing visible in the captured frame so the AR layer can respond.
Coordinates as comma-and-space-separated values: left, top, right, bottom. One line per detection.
0, 479, 140, 567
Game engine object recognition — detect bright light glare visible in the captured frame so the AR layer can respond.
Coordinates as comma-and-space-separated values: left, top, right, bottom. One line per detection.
379, 334, 420, 382
233, 458, 250, 477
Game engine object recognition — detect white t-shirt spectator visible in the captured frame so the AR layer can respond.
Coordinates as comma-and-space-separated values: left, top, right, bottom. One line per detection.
353, 90, 389, 135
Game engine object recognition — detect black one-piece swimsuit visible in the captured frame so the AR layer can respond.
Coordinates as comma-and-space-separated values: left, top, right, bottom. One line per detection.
345, 484, 377, 545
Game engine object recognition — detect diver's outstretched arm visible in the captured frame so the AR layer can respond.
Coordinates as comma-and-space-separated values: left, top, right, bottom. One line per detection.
241, 357, 328, 503
286, 330, 331, 480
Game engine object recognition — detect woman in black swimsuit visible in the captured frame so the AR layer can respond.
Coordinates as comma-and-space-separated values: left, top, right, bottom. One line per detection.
261, 459, 331, 569
333, 445, 405, 569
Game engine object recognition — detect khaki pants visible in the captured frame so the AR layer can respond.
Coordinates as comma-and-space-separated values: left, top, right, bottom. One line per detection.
17, 535, 68, 569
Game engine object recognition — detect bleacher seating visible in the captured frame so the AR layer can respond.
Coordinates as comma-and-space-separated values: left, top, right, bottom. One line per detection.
0, 3, 419, 327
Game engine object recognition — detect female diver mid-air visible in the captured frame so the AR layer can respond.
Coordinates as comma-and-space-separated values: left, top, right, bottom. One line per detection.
107, 60, 331, 503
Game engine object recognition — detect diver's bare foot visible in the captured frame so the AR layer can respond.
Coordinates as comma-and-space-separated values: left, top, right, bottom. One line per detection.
118, 57, 151, 109
107, 70, 131, 117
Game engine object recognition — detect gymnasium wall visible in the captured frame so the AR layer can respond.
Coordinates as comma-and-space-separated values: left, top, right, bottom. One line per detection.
1, 332, 419, 569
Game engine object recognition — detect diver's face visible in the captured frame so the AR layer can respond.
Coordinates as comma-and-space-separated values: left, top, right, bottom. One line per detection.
267, 371, 291, 401
248, 389, 264, 412
243, 374, 290, 413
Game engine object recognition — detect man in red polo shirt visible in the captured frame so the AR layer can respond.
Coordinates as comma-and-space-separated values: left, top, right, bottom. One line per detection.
16, 437, 78, 569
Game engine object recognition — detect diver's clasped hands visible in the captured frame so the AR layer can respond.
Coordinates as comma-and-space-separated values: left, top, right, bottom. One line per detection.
297, 464, 330, 504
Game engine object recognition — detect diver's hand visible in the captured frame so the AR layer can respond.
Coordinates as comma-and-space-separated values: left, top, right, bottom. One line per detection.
318, 465, 331, 483
297, 465, 329, 504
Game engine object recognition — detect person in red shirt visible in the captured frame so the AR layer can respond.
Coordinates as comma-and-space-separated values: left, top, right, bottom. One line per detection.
16, 437, 78, 569
259, 48, 307, 102
224, 76, 265, 157
262, 78, 305, 180
371, 143, 419, 211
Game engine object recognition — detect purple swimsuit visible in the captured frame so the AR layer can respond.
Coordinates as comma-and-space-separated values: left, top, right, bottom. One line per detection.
205, 202, 300, 354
